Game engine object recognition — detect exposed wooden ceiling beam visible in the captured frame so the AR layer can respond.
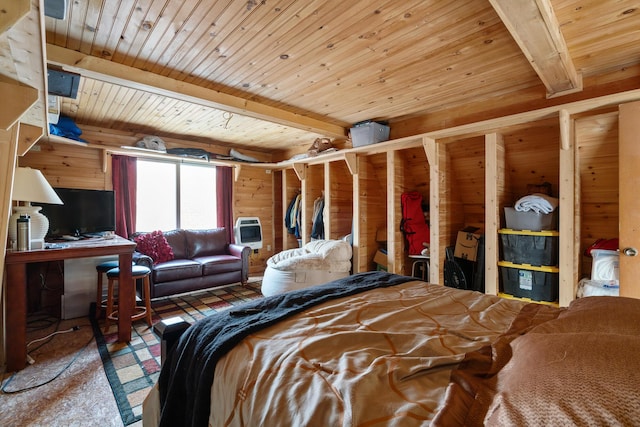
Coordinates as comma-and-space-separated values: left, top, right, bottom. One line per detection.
1, 0, 48, 132
489, 0, 582, 98
46, 44, 347, 140
0, 0, 30, 34
17, 122, 44, 156
0, 80, 39, 131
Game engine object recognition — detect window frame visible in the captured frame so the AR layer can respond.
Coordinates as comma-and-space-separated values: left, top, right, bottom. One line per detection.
136, 158, 217, 232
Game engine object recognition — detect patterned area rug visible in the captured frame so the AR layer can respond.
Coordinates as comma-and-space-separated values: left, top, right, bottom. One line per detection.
91, 280, 263, 426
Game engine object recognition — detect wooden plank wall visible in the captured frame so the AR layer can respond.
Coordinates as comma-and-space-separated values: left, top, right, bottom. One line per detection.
233, 166, 275, 275
403, 147, 430, 197
447, 136, 486, 230
437, 140, 466, 284
356, 153, 388, 272
389, 150, 407, 275
395, 147, 430, 276
20, 141, 111, 190
281, 168, 301, 250
494, 134, 513, 221
302, 164, 324, 243
503, 118, 561, 205
326, 161, 353, 240
440, 143, 465, 270
18, 132, 276, 277
443, 119, 560, 235
15, 111, 619, 283
575, 111, 619, 278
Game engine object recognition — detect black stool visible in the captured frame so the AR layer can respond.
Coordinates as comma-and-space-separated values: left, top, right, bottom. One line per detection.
104, 265, 152, 333
95, 260, 120, 319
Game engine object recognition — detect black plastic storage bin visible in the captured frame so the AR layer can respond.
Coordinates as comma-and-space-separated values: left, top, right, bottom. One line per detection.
499, 230, 559, 266
499, 261, 559, 302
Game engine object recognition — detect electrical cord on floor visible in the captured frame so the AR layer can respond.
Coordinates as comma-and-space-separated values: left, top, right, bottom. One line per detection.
0, 334, 94, 394
27, 326, 81, 349
26, 318, 66, 354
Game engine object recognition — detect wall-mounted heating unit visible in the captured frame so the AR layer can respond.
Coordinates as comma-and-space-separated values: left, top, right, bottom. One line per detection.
234, 217, 263, 250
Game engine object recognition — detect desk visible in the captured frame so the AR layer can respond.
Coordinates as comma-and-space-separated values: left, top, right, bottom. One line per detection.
4, 236, 136, 372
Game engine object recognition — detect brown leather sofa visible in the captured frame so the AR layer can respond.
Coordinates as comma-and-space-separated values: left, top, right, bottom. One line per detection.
132, 228, 251, 299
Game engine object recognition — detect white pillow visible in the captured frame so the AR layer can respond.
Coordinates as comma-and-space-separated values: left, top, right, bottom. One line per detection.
303, 239, 352, 261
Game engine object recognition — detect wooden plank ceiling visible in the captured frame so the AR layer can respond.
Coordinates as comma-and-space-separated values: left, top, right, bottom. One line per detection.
42, 0, 640, 157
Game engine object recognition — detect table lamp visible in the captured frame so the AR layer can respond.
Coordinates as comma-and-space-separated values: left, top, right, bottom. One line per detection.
8, 167, 63, 250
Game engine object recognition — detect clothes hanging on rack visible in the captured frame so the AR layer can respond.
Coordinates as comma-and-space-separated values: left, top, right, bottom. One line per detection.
311, 195, 325, 240
285, 195, 294, 233
285, 193, 302, 238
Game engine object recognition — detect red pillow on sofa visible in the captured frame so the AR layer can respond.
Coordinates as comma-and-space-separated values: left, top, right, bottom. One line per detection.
134, 230, 174, 264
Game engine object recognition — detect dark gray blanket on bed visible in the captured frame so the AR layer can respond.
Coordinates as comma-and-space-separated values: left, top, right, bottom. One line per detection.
157, 271, 415, 427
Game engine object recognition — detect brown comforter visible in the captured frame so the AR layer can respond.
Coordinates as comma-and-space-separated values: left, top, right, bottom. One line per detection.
146, 274, 640, 427
435, 295, 640, 426
209, 279, 527, 426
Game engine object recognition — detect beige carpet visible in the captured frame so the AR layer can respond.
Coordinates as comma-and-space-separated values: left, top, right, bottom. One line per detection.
1, 278, 264, 426
1, 316, 131, 427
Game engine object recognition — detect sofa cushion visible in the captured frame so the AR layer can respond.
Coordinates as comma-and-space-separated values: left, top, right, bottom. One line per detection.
186, 228, 228, 258
163, 229, 188, 259
133, 230, 174, 264
197, 255, 243, 275
153, 259, 202, 283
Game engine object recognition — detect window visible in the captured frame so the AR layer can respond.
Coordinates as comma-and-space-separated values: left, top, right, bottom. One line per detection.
136, 159, 217, 231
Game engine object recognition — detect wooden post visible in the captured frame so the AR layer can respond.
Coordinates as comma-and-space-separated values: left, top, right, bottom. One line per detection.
558, 113, 577, 306
485, 133, 505, 296
0, 125, 20, 297
423, 137, 439, 284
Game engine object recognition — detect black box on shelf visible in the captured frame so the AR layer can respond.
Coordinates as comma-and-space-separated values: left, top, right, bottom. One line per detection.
500, 263, 559, 302
500, 232, 558, 266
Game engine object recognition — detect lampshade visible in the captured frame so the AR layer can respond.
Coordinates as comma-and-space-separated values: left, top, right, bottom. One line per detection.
12, 167, 63, 204
8, 167, 63, 249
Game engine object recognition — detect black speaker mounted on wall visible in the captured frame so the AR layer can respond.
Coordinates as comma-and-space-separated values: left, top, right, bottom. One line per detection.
47, 67, 80, 99
44, 0, 68, 20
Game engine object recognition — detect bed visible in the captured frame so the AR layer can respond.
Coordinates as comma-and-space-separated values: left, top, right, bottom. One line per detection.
143, 271, 640, 426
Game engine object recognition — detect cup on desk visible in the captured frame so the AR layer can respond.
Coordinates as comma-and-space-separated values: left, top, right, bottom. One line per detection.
103, 231, 115, 239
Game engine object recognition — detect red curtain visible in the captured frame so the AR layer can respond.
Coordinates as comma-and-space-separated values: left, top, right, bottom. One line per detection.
216, 166, 234, 243
112, 155, 137, 238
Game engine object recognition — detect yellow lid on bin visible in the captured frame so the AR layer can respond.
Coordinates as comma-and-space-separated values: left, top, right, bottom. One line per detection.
498, 260, 560, 273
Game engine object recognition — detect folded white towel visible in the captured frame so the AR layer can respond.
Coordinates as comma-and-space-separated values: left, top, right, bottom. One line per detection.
514, 193, 559, 214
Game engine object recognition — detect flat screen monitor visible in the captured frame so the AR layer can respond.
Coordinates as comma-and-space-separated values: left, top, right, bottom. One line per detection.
39, 188, 116, 238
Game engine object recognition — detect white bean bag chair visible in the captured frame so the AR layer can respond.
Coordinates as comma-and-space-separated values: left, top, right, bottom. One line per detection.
261, 239, 352, 296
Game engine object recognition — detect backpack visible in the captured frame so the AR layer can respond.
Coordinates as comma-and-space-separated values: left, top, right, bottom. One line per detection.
400, 191, 430, 255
